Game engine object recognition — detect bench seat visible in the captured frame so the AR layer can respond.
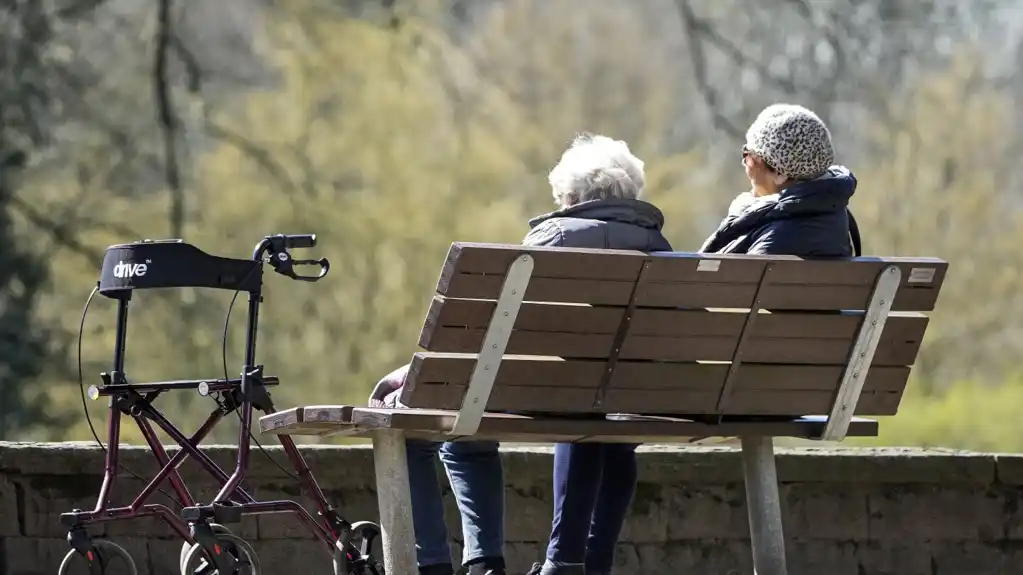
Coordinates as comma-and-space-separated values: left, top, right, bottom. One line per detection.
262, 406, 880, 443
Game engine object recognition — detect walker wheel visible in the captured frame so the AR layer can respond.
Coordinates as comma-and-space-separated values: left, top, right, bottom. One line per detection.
180, 531, 260, 575
58, 540, 138, 575
179, 524, 235, 574
333, 521, 384, 575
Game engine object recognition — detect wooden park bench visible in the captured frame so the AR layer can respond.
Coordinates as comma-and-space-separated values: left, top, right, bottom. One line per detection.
259, 242, 947, 575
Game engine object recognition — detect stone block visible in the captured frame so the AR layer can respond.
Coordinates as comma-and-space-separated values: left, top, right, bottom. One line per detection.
867, 485, 1004, 540
853, 540, 935, 575
503, 484, 553, 542
932, 542, 1023, 575
149, 538, 189, 575
995, 453, 1023, 485
504, 541, 544, 573
253, 537, 333, 572
16, 474, 108, 537
3, 537, 72, 575
635, 540, 752, 574
782, 483, 869, 540
236, 483, 309, 540
776, 447, 996, 485
637, 446, 745, 485
0, 475, 22, 536
501, 449, 556, 489
619, 482, 669, 543
0, 443, 106, 476
244, 444, 377, 489
665, 484, 749, 540
786, 540, 860, 575
330, 487, 381, 535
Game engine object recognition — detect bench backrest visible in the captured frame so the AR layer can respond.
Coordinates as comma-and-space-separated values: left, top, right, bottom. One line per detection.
399, 242, 948, 437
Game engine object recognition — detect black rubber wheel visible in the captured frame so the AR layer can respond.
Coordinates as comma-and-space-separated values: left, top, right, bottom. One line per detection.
180, 532, 259, 575
58, 540, 138, 575
333, 521, 384, 575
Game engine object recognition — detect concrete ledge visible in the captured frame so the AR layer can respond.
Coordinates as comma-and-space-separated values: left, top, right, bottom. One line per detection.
1, 442, 1022, 574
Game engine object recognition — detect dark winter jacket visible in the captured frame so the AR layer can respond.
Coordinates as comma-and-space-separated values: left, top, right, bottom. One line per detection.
522, 198, 673, 251
699, 166, 862, 257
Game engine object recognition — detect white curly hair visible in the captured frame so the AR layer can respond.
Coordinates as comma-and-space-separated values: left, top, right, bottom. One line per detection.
547, 133, 645, 208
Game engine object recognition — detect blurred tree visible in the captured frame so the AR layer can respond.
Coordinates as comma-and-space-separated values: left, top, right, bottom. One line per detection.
0, 151, 54, 439
0, 0, 102, 438
854, 50, 1023, 386
4, 0, 1023, 452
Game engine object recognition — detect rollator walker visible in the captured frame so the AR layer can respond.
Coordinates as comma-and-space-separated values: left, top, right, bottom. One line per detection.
58, 234, 383, 575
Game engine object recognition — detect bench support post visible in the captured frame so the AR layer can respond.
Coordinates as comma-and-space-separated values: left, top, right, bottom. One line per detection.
741, 435, 787, 575
371, 429, 417, 575
822, 264, 902, 441
451, 253, 534, 436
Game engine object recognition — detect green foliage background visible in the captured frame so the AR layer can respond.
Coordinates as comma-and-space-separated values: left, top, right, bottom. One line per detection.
2, 0, 1022, 451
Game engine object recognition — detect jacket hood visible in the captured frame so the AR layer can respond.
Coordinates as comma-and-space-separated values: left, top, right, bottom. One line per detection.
772, 165, 856, 215
528, 198, 665, 231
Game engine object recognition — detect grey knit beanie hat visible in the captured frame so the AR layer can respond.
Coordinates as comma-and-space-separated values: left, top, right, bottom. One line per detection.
745, 104, 834, 181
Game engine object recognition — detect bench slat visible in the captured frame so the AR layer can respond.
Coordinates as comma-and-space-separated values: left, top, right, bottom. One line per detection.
419, 298, 927, 365
258, 406, 355, 435
437, 243, 947, 312
402, 382, 902, 416
407, 354, 911, 391
347, 408, 880, 439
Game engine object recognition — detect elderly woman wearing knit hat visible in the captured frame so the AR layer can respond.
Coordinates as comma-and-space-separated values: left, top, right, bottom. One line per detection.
700, 103, 862, 257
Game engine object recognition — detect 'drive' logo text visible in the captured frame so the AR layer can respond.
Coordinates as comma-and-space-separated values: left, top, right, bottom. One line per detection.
113, 260, 150, 279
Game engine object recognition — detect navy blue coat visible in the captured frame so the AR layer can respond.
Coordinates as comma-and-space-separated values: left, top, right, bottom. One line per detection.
523, 199, 673, 252
699, 166, 862, 257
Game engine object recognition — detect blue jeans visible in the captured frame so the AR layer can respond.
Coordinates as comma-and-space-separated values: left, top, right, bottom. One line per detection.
546, 442, 639, 572
406, 439, 505, 568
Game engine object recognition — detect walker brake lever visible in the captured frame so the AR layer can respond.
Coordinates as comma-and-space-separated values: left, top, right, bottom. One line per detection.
270, 251, 330, 282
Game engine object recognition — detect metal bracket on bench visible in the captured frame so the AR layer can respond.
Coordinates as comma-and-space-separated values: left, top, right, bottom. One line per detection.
593, 259, 652, 409
450, 253, 534, 436
821, 264, 902, 442
714, 263, 773, 416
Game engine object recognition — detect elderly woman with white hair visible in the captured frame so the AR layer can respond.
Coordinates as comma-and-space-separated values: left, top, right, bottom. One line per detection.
525, 134, 672, 575
369, 134, 671, 575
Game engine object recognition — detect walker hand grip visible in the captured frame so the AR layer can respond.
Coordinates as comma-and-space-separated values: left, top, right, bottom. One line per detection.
284, 234, 316, 249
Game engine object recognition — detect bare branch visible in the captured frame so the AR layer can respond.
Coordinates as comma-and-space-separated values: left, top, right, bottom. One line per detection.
673, 0, 742, 139
154, 0, 184, 238
202, 118, 307, 197
4, 193, 103, 262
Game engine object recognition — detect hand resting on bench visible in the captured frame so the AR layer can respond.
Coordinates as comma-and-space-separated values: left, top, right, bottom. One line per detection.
368, 364, 410, 409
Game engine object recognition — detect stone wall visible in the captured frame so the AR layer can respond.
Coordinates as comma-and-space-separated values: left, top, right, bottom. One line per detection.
1, 442, 1022, 574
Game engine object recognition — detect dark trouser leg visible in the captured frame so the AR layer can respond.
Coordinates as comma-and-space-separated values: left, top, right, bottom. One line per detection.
439, 440, 506, 569
584, 443, 639, 573
546, 443, 604, 566
406, 439, 453, 569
